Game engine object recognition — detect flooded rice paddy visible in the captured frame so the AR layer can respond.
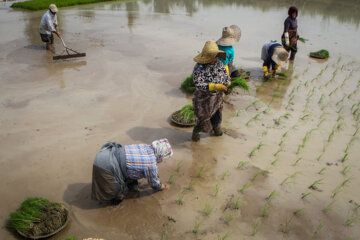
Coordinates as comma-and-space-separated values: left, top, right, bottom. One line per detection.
0, 0, 360, 239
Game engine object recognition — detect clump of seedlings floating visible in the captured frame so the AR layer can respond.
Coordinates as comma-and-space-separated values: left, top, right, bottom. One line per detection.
7, 197, 69, 239
310, 49, 329, 59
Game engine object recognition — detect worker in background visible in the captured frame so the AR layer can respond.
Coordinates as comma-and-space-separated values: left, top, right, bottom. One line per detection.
282, 6, 299, 61
261, 40, 289, 79
91, 139, 173, 204
39, 4, 61, 50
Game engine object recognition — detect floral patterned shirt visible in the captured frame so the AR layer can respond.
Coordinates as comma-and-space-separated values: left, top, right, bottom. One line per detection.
193, 59, 231, 91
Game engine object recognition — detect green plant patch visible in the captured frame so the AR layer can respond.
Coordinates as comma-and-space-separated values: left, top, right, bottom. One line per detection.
298, 37, 308, 43
310, 49, 329, 59
11, 0, 126, 10
228, 77, 249, 91
7, 197, 68, 238
276, 72, 288, 78
180, 75, 195, 93
171, 104, 195, 126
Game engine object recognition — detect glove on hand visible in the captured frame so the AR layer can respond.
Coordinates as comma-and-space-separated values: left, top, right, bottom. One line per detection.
209, 83, 228, 92
284, 32, 290, 46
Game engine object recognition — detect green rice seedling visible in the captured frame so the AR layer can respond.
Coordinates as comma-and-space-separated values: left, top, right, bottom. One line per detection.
224, 212, 234, 225
353, 127, 359, 136
341, 153, 349, 163
301, 192, 312, 200
321, 103, 330, 111
296, 145, 302, 155
276, 72, 288, 78
249, 142, 264, 158
250, 170, 269, 182
313, 222, 324, 237
221, 170, 230, 180
336, 122, 346, 132
262, 107, 270, 115
245, 118, 254, 127
332, 186, 342, 198
341, 178, 351, 187
197, 164, 207, 178
294, 157, 303, 165
262, 130, 268, 136
293, 208, 304, 216
214, 183, 220, 197
282, 217, 293, 233
180, 75, 195, 93
65, 238, 77, 240
239, 182, 252, 193
261, 202, 270, 218
309, 179, 323, 190
273, 147, 284, 157
237, 161, 249, 169
176, 192, 185, 205
175, 161, 182, 174
203, 203, 213, 216
251, 219, 261, 236
186, 179, 195, 191
234, 196, 245, 210
271, 158, 280, 166
167, 173, 177, 184
320, 112, 330, 119
228, 77, 249, 91
322, 201, 335, 213
317, 153, 324, 162
281, 172, 301, 185
318, 94, 325, 105
336, 115, 344, 122
337, 106, 345, 114
245, 100, 261, 111
336, 96, 346, 106
342, 165, 351, 176
318, 167, 327, 175
353, 204, 360, 213
282, 131, 289, 139
345, 216, 357, 227
298, 37, 308, 43
193, 221, 200, 235
317, 119, 327, 127
328, 128, 336, 142
218, 232, 230, 240
278, 140, 284, 147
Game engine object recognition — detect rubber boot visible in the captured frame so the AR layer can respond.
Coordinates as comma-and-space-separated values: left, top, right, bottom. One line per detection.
213, 126, 223, 136
192, 126, 202, 142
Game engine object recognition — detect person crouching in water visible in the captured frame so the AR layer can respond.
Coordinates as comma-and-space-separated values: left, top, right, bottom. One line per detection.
91, 139, 173, 204
282, 6, 299, 61
216, 25, 241, 78
261, 41, 289, 79
39, 4, 61, 50
192, 40, 231, 142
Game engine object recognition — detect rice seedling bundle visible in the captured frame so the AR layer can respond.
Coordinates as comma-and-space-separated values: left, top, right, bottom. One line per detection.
310, 49, 330, 59
180, 75, 195, 93
228, 77, 249, 91
171, 104, 195, 126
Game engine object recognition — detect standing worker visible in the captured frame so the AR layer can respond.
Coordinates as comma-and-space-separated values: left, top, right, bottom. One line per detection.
91, 139, 173, 204
216, 25, 241, 78
282, 6, 299, 61
261, 40, 289, 78
191, 40, 231, 142
39, 4, 61, 50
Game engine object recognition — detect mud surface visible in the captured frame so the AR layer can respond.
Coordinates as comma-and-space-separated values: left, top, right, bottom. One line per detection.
1, 0, 360, 239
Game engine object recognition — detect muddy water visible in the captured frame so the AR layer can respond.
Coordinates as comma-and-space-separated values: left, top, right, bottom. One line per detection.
1, 0, 360, 239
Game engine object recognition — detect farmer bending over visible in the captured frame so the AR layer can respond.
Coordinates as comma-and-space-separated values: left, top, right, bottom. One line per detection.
91, 139, 173, 204
39, 4, 61, 50
261, 41, 289, 79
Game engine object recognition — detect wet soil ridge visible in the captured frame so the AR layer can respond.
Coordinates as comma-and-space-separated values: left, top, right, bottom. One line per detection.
7, 197, 68, 238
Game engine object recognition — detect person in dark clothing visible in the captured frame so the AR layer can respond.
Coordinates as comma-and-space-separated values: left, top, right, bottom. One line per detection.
282, 6, 299, 60
261, 41, 289, 78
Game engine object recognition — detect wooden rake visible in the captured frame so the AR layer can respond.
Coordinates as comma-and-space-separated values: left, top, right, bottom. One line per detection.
53, 37, 86, 60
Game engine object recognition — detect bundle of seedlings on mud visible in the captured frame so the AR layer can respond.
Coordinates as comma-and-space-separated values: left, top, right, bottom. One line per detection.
7, 197, 69, 239
180, 75, 195, 93
275, 72, 288, 78
228, 77, 249, 91
171, 104, 195, 127
310, 49, 329, 59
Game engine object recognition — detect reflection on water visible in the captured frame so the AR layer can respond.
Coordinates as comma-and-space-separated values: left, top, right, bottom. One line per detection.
79, 10, 95, 22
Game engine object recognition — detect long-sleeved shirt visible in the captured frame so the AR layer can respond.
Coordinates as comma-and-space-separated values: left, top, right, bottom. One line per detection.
261, 41, 281, 67
39, 10, 58, 35
125, 144, 162, 190
284, 16, 298, 33
192, 59, 230, 91
218, 45, 234, 66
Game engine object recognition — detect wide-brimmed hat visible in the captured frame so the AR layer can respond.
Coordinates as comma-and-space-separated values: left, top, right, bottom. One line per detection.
272, 47, 289, 69
193, 40, 226, 64
216, 25, 241, 46
49, 4, 58, 13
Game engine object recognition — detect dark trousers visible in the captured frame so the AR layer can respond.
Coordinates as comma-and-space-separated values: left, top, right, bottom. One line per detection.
193, 109, 222, 133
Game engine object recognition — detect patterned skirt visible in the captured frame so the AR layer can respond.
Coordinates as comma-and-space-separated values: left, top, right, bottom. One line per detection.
192, 89, 224, 132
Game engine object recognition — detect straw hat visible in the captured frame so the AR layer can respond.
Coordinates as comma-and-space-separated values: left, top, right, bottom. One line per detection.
272, 47, 289, 69
216, 25, 241, 46
193, 40, 226, 64
49, 4, 58, 13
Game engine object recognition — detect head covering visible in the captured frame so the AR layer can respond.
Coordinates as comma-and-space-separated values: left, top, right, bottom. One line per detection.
216, 25, 241, 46
272, 47, 289, 69
288, 6, 298, 17
193, 40, 226, 64
151, 138, 173, 163
49, 4, 58, 13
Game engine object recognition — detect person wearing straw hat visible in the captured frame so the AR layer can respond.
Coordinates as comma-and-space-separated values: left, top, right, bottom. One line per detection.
39, 4, 61, 50
282, 6, 299, 61
191, 40, 231, 142
91, 139, 173, 204
216, 25, 242, 78
261, 40, 289, 79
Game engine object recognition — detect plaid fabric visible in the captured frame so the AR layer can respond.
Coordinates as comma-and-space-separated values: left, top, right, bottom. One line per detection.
125, 144, 162, 190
